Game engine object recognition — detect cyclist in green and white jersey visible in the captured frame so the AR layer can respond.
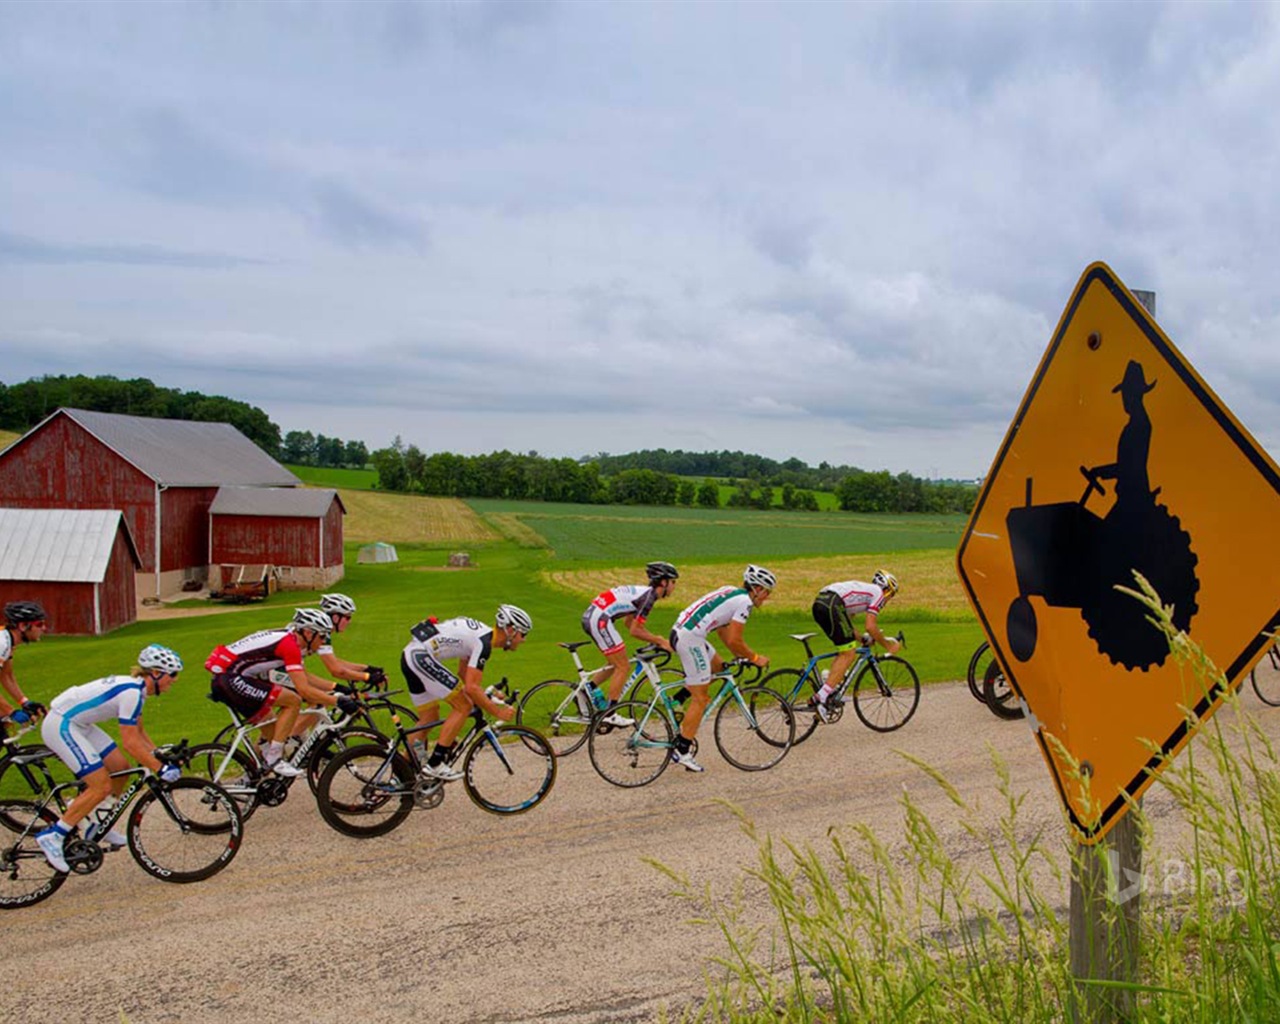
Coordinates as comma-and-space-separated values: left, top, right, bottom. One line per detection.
667, 565, 774, 772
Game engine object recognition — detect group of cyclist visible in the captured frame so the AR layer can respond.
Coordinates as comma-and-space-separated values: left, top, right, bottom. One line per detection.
2, 560, 900, 873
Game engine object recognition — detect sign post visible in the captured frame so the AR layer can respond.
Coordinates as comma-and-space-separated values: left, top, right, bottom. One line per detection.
957, 264, 1280, 1020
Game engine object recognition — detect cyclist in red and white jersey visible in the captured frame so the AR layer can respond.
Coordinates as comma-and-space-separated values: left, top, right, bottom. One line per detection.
403, 605, 529, 781
205, 608, 358, 776
582, 561, 679, 726
811, 571, 901, 722
667, 565, 774, 772
1, 601, 49, 727
35, 644, 184, 873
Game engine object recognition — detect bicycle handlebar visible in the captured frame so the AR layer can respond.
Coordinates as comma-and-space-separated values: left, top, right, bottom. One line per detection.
634, 643, 672, 668
154, 739, 192, 767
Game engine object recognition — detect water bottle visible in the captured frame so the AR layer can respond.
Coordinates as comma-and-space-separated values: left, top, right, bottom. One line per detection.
84, 797, 116, 842
588, 683, 608, 711
820, 669, 830, 685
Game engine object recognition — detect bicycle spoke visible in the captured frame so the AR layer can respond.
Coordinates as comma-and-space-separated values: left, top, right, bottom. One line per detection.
852, 656, 921, 732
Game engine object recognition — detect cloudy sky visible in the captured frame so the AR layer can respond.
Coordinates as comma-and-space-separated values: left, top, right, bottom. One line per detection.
3, 1, 1279, 479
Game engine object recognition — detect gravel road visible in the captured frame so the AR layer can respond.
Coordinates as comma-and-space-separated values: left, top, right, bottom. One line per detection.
4, 680, 1270, 1024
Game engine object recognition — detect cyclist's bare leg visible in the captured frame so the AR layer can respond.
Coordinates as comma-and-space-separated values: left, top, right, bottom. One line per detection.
54, 749, 129, 830
264, 691, 303, 759
601, 649, 630, 702
818, 649, 858, 701
436, 691, 472, 749
678, 683, 711, 742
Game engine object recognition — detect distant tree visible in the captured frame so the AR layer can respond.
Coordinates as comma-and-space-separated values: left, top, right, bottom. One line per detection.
696, 479, 720, 508
676, 480, 696, 507
371, 436, 408, 492
343, 439, 369, 468
282, 430, 316, 465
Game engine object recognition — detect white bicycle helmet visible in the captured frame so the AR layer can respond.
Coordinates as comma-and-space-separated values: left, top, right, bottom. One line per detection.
291, 607, 334, 637
495, 604, 533, 635
743, 564, 777, 590
320, 593, 357, 616
872, 569, 899, 599
138, 643, 184, 675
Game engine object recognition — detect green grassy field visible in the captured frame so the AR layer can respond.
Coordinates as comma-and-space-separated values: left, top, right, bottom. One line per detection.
7, 496, 982, 753
285, 464, 378, 489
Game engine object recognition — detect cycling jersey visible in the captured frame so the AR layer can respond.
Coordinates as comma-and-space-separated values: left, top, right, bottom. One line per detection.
820, 580, 890, 616
0, 628, 12, 667
589, 585, 659, 623
206, 629, 306, 680
43, 675, 147, 778
400, 617, 493, 706
582, 583, 659, 655
673, 586, 755, 638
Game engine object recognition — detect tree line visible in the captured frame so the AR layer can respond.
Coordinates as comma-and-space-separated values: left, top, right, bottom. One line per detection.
0, 375, 367, 468
369, 438, 976, 513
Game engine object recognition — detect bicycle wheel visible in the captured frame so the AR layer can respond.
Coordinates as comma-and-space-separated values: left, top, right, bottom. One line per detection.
0, 752, 65, 833
305, 728, 383, 796
1249, 643, 1280, 707
517, 679, 593, 757
983, 660, 1025, 720
624, 667, 686, 708
315, 743, 416, 838
462, 726, 557, 815
714, 686, 795, 771
127, 778, 243, 883
967, 642, 992, 703
185, 742, 262, 822
852, 656, 921, 732
587, 701, 673, 788
0, 804, 68, 909
760, 668, 821, 745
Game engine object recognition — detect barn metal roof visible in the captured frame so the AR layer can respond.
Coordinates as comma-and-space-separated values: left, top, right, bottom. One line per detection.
45, 408, 300, 487
210, 486, 345, 517
0, 508, 141, 582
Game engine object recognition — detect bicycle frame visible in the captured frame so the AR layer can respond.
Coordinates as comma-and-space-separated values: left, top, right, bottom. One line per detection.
622, 664, 760, 751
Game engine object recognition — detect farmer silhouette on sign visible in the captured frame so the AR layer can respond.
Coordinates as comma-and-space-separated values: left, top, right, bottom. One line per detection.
1005, 359, 1199, 670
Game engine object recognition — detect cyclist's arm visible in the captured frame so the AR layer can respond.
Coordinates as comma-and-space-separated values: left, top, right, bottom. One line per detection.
118, 722, 165, 772
0, 660, 26, 712
458, 666, 515, 721
624, 615, 671, 651
716, 622, 769, 669
864, 611, 900, 654
289, 668, 340, 708
317, 650, 371, 682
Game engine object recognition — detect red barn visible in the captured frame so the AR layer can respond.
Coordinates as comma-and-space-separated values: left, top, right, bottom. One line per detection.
209, 486, 346, 590
0, 508, 141, 635
0, 408, 299, 599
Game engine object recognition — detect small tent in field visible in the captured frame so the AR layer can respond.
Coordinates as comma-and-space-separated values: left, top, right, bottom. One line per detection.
357, 541, 398, 564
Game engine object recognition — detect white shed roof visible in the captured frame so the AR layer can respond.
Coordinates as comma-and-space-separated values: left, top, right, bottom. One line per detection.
0, 508, 140, 582
209, 486, 344, 517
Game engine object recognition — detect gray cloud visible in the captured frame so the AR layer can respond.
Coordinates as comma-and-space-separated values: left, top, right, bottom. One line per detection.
0, 232, 265, 269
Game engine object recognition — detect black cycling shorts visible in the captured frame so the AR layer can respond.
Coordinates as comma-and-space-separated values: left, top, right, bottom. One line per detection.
812, 590, 858, 650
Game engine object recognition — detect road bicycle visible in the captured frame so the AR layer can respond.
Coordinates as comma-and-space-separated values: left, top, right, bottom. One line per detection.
0, 742, 243, 910
967, 641, 994, 703
516, 642, 682, 757
586, 659, 795, 788
186, 688, 413, 820
981, 656, 1025, 720
760, 631, 920, 745
315, 683, 556, 838
1249, 640, 1280, 707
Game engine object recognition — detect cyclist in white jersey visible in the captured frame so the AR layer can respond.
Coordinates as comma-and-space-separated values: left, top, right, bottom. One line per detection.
811, 570, 901, 722
582, 561, 680, 726
35, 644, 185, 873
0, 601, 49, 727
667, 565, 775, 772
402, 605, 530, 781
315, 593, 386, 688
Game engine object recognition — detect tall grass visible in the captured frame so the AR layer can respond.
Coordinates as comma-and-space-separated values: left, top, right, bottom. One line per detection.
655, 579, 1280, 1021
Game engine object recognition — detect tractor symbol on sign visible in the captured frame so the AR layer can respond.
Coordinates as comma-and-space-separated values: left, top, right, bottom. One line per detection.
1004, 360, 1199, 670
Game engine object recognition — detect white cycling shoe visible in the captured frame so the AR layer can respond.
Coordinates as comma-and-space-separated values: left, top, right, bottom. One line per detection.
671, 749, 706, 773
420, 761, 463, 782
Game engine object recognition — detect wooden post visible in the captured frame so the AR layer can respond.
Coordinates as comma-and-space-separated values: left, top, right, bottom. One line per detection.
1068, 288, 1155, 1024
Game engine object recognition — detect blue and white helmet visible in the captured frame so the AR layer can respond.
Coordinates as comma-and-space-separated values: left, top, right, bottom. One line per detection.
138, 644, 184, 675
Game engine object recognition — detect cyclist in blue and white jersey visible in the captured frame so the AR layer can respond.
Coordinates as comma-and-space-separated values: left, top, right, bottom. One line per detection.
0, 601, 49, 727
810, 571, 901, 722
35, 644, 185, 873
668, 565, 775, 772
402, 605, 528, 781
582, 561, 680, 726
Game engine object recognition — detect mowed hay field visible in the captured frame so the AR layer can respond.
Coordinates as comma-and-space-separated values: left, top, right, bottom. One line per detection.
543, 549, 969, 617
0, 428, 20, 449
337, 489, 500, 545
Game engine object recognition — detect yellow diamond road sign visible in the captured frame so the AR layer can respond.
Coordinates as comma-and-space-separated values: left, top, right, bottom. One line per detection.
957, 261, 1280, 843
